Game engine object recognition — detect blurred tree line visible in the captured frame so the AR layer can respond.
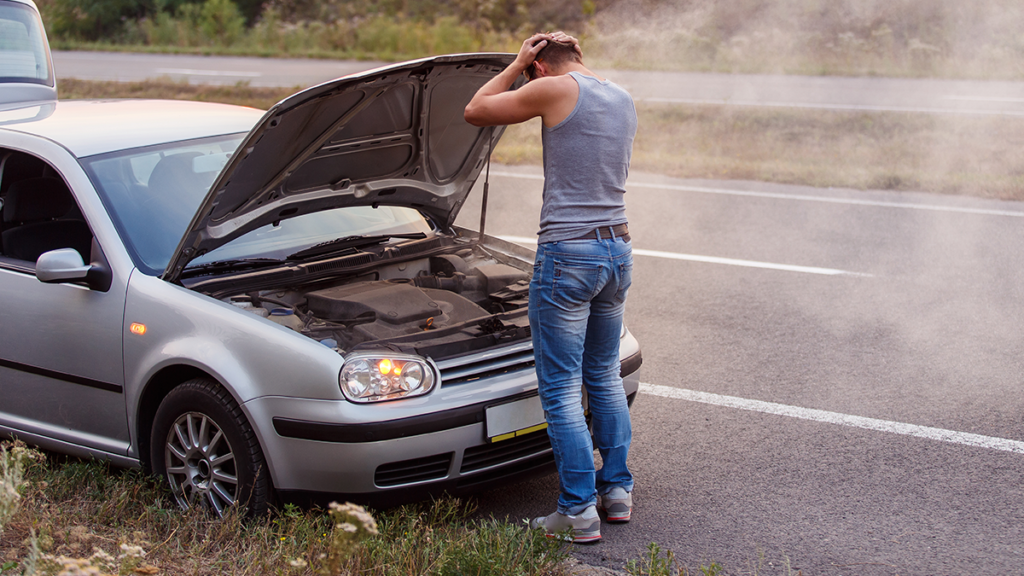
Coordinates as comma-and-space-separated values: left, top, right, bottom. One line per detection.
35, 0, 612, 42
33, 0, 1024, 78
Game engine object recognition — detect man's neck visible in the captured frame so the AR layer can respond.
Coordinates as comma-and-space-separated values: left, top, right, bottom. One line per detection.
554, 62, 601, 80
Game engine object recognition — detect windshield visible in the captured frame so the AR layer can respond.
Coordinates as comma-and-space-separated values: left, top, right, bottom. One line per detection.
0, 1, 51, 86
84, 134, 433, 276
190, 206, 432, 267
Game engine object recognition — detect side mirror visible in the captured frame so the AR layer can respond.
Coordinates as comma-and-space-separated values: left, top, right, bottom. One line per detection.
35, 248, 111, 291
36, 248, 91, 283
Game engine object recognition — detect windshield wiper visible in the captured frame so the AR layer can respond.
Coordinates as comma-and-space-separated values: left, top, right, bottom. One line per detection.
287, 233, 427, 261
181, 258, 284, 277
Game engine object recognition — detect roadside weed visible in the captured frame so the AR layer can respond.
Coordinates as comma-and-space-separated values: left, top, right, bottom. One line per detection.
626, 542, 725, 576
627, 542, 679, 576
1, 441, 44, 536
349, 498, 568, 576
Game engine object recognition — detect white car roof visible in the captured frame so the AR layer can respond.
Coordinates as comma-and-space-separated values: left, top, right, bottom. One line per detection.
0, 99, 265, 157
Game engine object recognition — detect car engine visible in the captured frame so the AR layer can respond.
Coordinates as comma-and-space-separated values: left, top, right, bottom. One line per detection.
223, 249, 533, 360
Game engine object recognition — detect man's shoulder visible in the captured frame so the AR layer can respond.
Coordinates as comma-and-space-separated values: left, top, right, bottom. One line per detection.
535, 74, 580, 89
520, 74, 579, 104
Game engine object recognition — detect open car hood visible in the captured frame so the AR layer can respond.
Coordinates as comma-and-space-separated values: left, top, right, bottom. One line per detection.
164, 53, 519, 282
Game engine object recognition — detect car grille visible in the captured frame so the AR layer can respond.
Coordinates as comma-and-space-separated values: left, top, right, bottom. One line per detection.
436, 342, 535, 386
375, 452, 453, 487
460, 428, 552, 474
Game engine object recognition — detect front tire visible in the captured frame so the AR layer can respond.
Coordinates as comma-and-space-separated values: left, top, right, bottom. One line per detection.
150, 378, 270, 517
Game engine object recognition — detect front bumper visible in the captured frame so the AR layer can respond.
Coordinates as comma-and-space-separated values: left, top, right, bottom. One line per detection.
251, 349, 641, 508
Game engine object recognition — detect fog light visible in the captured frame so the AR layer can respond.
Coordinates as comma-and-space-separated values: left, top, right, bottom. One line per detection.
340, 353, 436, 403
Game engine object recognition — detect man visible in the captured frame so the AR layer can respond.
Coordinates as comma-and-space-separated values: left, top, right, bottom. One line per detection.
465, 32, 637, 543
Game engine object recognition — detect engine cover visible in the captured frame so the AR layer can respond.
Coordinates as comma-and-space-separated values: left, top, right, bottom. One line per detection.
307, 282, 441, 324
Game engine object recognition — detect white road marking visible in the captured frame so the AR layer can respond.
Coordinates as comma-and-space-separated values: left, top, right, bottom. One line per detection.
640, 382, 1024, 455
629, 248, 869, 276
943, 95, 1024, 104
634, 96, 1024, 117
488, 171, 1024, 218
154, 68, 262, 77
497, 236, 868, 277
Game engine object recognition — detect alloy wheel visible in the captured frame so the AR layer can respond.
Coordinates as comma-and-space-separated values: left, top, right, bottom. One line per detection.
164, 411, 238, 516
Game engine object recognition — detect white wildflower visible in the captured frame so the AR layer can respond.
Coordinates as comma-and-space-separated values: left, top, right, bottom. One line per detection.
118, 543, 146, 559
328, 501, 378, 534
87, 548, 117, 572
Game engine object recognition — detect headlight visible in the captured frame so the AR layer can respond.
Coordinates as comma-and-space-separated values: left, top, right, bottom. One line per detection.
339, 353, 436, 403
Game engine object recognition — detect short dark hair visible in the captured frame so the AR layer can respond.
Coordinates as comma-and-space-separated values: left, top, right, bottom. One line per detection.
527, 39, 581, 79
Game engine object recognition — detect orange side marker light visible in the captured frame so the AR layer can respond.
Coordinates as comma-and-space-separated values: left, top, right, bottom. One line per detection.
130, 323, 147, 335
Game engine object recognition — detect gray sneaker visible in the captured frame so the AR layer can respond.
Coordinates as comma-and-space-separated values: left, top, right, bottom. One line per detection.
529, 505, 601, 543
598, 487, 632, 522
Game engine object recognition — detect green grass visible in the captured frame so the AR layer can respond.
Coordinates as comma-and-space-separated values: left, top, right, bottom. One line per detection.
57, 77, 299, 110
0, 442, 570, 575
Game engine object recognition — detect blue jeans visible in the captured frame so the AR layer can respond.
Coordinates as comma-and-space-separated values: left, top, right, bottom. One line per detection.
529, 235, 634, 515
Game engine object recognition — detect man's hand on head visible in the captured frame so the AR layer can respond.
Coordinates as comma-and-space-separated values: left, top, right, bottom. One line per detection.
548, 31, 583, 58
515, 32, 552, 73
465, 31, 583, 128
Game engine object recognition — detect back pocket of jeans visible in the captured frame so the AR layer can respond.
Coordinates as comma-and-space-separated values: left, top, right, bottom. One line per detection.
552, 262, 600, 308
615, 259, 633, 303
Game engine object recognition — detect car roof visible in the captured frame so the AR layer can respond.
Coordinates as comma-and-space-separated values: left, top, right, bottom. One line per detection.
0, 99, 265, 157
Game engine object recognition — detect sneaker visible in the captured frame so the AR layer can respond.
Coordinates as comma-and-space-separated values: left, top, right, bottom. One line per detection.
598, 487, 632, 522
529, 505, 601, 543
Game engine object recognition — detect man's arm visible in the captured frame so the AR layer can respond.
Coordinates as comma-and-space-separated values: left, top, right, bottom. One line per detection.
464, 33, 578, 128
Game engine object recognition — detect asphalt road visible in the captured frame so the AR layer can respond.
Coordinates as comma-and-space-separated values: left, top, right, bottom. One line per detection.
52, 51, 1024, 116
456, 167, 1024, 575
53, 52, 1024, 574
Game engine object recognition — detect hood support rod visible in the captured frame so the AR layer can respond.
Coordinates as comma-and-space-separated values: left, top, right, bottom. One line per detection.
478, 130, 493, 243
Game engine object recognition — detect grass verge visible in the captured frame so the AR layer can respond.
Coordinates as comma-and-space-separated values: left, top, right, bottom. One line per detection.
0, 441, 569, 575
496, 105, 1024, 202
57, 77, 299, 111
58, 77, 1024, 201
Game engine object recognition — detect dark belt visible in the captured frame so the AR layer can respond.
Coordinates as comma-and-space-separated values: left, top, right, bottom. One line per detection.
570, 223, 630, 241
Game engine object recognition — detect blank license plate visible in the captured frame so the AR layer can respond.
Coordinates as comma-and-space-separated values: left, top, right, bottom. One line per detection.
485, 395, 546, 443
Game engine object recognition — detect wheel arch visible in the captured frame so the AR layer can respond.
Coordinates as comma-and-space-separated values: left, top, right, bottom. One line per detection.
135, 364, 225, 473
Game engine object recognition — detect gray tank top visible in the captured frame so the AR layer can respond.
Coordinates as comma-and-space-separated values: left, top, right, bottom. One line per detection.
537, 71, 637, 243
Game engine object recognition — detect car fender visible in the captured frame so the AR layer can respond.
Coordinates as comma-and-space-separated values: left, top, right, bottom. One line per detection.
123, 271, 345, 457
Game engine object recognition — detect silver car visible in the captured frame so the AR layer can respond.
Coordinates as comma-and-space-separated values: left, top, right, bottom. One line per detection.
0, 0, 56, 106
0, 53, 642, 515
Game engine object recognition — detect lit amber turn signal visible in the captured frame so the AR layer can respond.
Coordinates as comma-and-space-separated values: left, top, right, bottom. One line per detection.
129, 323, 147, 335
378, 358, 392, 375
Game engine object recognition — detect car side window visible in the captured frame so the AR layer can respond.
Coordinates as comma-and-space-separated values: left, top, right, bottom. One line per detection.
0, 149, 93, 265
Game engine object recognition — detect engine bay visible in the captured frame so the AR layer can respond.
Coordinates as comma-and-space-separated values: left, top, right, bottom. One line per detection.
223, 246, 533, 360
